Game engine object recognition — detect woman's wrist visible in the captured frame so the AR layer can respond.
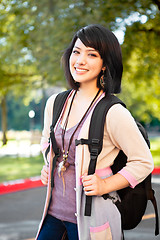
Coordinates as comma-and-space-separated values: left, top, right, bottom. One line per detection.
101, 173, 130, 195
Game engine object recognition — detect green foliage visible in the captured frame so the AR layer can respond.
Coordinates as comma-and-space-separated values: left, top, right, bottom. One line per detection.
150, 137, 160, 167
0, 0, 160, 128
120, 15, 160, 122
0, 0, 41, 102
7, 96, 30, 130
0, 93, 44, 131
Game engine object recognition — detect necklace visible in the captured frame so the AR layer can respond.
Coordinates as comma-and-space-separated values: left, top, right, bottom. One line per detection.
58, 89, 101, 176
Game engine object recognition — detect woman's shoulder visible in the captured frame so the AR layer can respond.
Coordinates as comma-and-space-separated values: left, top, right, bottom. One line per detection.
106, 103, 140, 146
46, 89, 72, 106
46, 93, 58, 104
108, 103, 132, 118
45, 90, 67, 107
45, 89, 73, 112
44, 94, 57, 113
107, 103, 136, 129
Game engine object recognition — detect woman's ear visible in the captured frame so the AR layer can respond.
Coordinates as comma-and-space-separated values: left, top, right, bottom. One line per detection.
102, 66, 106, 71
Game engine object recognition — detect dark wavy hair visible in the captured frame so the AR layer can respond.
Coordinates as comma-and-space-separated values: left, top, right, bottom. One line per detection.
62, 24, 123, 94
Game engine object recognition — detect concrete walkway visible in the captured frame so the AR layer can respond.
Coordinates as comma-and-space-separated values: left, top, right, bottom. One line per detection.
0, 176, 160, 240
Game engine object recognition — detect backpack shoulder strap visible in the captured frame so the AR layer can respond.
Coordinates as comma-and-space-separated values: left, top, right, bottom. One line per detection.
45, 89, 72, 188
88, 94, 126, 175
50, 89, 72, 152
85, 94, 126, 216
145, 174, 159, 235
45, 89, 71, 159
51, 89, 72, 129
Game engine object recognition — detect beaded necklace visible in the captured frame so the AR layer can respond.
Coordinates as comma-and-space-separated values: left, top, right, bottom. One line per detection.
58, 89, 101, 179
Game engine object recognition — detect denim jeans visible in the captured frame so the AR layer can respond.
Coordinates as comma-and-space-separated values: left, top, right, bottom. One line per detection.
37, 214, 79, 240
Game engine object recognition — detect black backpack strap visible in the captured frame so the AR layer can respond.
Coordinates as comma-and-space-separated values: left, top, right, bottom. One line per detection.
52, 89, 72, 129
84, 94, 126, 216
50, 89, 72, 153
47, 89, 72, 188
45, 89, 72, 158
145, 174, 159, 236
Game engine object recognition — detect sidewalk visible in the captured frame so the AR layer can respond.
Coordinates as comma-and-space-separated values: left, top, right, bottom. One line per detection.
0, 187, 46, 240
0, 176, 159, 240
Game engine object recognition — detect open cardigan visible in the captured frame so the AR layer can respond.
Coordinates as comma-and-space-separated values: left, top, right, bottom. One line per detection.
36, 90, 154, 240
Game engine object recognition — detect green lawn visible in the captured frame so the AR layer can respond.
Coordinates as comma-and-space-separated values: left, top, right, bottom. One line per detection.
0, 137, 159, 183
0, 154, 44, 183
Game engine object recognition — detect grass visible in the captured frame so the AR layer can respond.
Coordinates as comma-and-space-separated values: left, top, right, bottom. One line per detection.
0, 136, 159, 183
0, 154, 44, 183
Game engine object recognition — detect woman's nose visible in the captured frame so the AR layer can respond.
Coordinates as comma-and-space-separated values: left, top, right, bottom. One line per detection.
76, 53, 86, 65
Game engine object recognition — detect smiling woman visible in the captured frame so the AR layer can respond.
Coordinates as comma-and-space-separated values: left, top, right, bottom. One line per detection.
62, 24, 123, 94
36, 24, 154, 240
69, 39, 104, 87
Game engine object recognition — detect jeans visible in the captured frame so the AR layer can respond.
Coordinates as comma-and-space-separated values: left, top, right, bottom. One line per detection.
37, 214, 79, 240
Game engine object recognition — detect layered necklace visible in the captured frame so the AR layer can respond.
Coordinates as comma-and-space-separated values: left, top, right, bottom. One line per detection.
58, 89, 101, 194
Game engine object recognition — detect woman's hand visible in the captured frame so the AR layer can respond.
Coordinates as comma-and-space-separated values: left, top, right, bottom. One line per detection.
82, 172, 130, 196
82, 173, 106, 196
41, 165, 49, 185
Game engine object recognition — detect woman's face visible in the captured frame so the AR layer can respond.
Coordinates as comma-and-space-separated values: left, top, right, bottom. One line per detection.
69, 38, 104, 87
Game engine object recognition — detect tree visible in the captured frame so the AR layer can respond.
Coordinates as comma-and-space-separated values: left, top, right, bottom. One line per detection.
118, 2, 160, 123
0, 0, 41, 144
0, 0, 160, 144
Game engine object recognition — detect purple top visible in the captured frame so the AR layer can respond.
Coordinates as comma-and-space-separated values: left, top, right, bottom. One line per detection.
48, 121, 82, 223
48, 92, 103, 223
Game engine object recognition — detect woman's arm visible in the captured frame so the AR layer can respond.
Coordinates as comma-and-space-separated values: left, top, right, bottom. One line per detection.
107, 104, 154, 185
41, 94, 57, 164
40, 94, 57, 184
82, 104, 154, 196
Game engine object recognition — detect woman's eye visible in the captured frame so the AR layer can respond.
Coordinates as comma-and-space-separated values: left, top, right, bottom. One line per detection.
89, 53, 97, 57
72, 50, 79, 54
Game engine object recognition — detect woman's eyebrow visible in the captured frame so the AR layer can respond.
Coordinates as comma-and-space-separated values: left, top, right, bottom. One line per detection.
74, 46, 80, 49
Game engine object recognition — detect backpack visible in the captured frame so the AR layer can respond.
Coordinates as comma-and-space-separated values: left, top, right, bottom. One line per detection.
48, 89, 159, 236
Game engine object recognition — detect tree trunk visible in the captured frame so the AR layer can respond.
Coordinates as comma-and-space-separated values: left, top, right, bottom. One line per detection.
1, 96, 7, 145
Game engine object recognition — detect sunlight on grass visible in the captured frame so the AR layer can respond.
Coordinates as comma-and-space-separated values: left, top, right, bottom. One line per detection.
0, 155, 44, 183
0, 136, 159, 183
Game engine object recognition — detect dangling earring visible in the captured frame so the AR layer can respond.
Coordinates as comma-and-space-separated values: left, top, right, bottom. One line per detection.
100, 70, 105, 88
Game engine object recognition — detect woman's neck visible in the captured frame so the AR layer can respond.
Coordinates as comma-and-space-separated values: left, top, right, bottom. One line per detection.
77, 83, 100, 100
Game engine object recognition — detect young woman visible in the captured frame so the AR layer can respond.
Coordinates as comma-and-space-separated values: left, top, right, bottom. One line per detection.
36, 24, 154, 240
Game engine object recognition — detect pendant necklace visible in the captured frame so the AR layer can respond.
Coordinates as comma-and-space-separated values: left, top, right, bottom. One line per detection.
58, 89, 101, 194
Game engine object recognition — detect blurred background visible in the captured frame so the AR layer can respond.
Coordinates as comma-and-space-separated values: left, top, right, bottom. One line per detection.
0, 0, 160, 183
0, 1, 160, 239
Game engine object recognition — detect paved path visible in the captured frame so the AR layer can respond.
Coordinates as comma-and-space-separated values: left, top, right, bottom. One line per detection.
0, 176, 160, 240
0, 187, 46, 240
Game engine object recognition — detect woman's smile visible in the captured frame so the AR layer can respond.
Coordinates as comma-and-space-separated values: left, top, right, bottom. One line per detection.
74, 67, 88, 74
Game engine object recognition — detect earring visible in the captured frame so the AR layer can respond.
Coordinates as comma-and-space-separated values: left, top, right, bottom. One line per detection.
100, 70, 105, 88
